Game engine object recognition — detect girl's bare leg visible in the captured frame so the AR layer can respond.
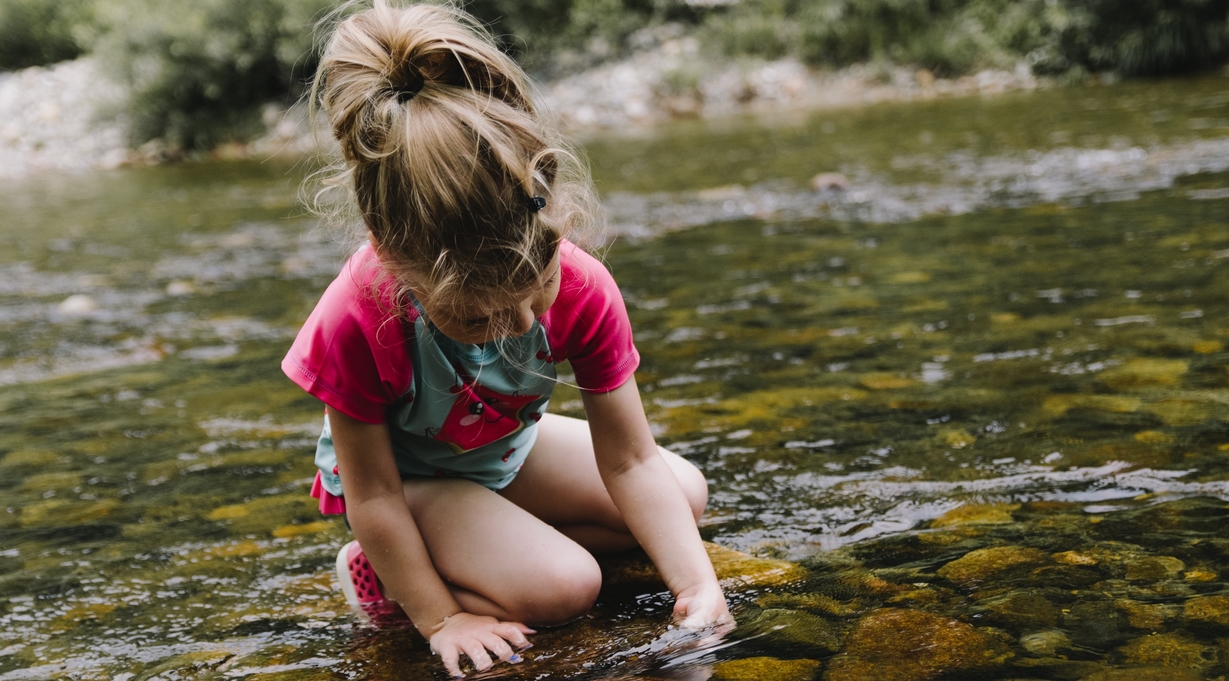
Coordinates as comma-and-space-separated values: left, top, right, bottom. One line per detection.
393, 414, 706, 624
399, 476, 603, 625
498, 413, 709, 553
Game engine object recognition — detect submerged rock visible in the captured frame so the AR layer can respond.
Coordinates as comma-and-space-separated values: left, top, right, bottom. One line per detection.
712, 656, 821, 681
1115, 599, 1180, 629
602, 542, 807, 589
824, 608, 1011, 681
1125, 556, 1185, 581
1064, 601, 1133, 649
1019, 629, 1074, 656
1184, 595, 1229, 628
1117, 632, 1218, 671
931, 503, 1018, 528
756, 592, 862, 617
936, 545, 1050, 586
742, 608, 843, 653
971, 590, 1059, 631
1099, 358, 1189, 389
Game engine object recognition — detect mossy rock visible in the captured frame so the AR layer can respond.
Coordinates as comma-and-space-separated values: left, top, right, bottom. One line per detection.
756, 592, 862, 617
1117, 632, 1218, 670
1115, 599, 1180, 629
970, 590, 1059, 631
1099, 359, 1189, 389
602, 542, 806, 589
712, 656, 821, 681
1184, 595, 1229, 628
1124, 556, 1185, 581
936, 546, 1050, 586
742, 608, 843, 653
931, 503, 1018, 528
824, 608, 1012, 681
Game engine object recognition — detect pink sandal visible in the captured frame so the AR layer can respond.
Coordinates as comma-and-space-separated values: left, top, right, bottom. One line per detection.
335, 540, 402, 621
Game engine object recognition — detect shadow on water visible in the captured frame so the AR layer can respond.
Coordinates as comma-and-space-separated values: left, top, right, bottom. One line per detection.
0, 76, 1228, 679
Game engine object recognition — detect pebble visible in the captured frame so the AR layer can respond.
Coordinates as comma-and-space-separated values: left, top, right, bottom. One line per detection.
165, 280, 197, 296
56, 294, 97, 315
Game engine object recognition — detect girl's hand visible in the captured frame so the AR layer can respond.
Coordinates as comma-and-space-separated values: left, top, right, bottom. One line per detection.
673, 582, 733, 633
426, 612, 535, 678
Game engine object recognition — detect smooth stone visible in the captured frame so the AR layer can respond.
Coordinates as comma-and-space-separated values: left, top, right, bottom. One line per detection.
936, 546, 1050, 586
166, 280, 197, 296
972, 591, 1059, 631
1117, 632, 1218, 670
712, 656, 821, 681
824, 608, 1012, 681
932, 503, 1019, 528
1184, 595, 1229, 627
1115, 599, 1180, 629
56, 294, 97, 314
1125, 556, 1185, 581
1019, 629, 1073, 656
742, 608, 842, 653
1064, 601, 1132, 649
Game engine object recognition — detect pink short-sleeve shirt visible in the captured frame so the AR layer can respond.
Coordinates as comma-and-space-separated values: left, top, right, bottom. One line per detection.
281, 239, 640, 503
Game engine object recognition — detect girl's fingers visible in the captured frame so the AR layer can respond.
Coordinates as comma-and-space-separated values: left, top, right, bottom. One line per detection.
496, 622, 533, 649
439, 647, 464, 679
480, 633, 517, 663
462, 641, 494, 672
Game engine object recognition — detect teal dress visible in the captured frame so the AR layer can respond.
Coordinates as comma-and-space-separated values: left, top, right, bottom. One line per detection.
314, 305, 558, 494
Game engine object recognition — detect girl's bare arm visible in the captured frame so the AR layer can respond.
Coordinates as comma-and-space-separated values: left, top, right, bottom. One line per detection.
327, 407, 531, 676
581, 379, 730, 625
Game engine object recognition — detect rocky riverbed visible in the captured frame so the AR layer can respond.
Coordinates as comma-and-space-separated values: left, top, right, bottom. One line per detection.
0, 32, 1043, 180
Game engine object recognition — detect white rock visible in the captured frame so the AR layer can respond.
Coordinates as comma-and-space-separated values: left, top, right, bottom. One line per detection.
165, 280, 196, 296
57, 294, 98, 315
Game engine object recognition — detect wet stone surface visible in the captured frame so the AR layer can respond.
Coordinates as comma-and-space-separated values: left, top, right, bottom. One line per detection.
2, 77, 1229, 679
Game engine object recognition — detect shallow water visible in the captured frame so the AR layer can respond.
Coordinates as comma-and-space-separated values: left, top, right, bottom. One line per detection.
2, 75, 1229, 680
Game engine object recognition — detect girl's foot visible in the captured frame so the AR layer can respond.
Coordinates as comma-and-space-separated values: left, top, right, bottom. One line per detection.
336, 540, 402, 621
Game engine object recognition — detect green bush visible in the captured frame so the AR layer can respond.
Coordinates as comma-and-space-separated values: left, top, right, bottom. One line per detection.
85, 0, 336, 149
700, 0, 1229, 77
0, 0, 93, 69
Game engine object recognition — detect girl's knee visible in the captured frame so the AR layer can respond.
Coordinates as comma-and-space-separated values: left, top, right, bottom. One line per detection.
662, 449, 709, 523
515, 550, 602, 625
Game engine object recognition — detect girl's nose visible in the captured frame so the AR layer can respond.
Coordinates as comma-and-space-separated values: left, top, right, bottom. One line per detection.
511, 301, 535, 336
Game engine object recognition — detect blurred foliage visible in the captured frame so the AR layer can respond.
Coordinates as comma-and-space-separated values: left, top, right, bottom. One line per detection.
1, 0, 1227, 148
702, 0, 1229, 77
81, 0, 337, 149
0, 0, 92, 69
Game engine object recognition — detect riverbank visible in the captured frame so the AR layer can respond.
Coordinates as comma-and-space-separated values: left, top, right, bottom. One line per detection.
0, 34, 1044, 180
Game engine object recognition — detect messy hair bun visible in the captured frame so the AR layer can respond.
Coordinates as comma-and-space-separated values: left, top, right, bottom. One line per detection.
310, 1, 599, 322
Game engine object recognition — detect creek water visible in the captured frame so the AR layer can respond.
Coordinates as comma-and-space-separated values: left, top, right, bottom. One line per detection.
2, 75, 1229, 680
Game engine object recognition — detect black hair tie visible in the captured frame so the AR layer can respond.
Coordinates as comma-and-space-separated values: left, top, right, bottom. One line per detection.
527, 196, 547, 213
395, 76, 424, 103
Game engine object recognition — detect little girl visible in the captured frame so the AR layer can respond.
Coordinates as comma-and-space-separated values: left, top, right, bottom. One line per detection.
281, 2, 730, 676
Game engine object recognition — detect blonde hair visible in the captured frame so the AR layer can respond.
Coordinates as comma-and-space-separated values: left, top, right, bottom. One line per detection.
310, 1, 599, 327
